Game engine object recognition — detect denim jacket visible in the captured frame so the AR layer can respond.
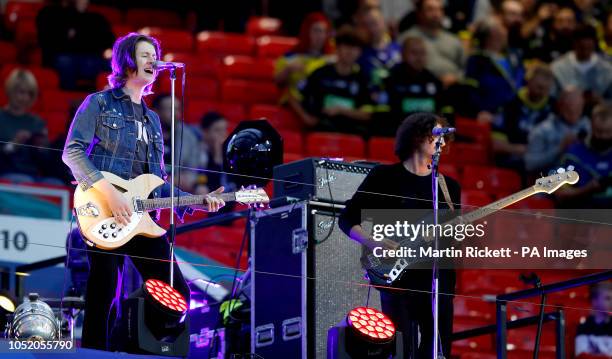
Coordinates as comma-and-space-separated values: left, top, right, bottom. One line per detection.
62, 87, 193, 219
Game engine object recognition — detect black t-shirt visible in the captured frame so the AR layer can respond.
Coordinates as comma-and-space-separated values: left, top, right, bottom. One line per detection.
339, 163, 461, 291
385, 63, 443, 121
301, 63, 372, 133
131, 102, 149, 178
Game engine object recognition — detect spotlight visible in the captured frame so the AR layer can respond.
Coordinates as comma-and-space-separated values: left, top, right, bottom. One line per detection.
110, 279, 190, 356
6, 293, 60, 341
144, 279, 188, 314
328, 307, 403, 359
0, 290, 16, 313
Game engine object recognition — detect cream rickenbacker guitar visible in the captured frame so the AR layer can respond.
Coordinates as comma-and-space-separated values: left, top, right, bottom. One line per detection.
362, 168, 580, 287
74, 171, 269, 249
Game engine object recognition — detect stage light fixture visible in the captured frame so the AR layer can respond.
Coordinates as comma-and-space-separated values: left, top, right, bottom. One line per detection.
347, 307, 396, 343
7, 293, 60, 341
328, 306, 403, 359
110, 279, 190, 356
144, 279, 188, 315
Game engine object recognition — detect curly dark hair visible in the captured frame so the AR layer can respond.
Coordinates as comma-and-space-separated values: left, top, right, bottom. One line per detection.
394, 112, 450, 161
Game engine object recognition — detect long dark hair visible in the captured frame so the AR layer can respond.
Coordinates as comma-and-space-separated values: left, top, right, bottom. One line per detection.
394, 113, 450, 161
107, 32, 161, 95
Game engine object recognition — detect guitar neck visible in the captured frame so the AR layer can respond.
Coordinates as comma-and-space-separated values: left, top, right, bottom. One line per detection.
140, 193, 237, 211
453, 186, 538, 225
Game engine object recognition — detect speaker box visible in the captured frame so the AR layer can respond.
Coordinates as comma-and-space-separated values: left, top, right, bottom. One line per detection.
251, 202, 381, 359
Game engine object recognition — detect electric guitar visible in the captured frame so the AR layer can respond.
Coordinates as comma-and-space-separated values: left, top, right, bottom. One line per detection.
73, 171, 269, 249
361, 168, 580, 287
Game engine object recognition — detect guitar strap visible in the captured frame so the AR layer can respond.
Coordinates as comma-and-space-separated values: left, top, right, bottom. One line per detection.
439, 175, 455, 212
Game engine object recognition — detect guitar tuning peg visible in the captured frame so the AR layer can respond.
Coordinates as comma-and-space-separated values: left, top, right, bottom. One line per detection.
567, 165, 575, 171
557, 168, 566, 174
547, 170, 556, 176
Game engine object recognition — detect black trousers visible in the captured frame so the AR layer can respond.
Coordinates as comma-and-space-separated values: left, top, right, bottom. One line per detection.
380, 269, 455, 359
81, 235, 190, 350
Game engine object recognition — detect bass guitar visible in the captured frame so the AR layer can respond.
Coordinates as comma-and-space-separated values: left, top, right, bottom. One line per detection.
361, 167, 579, 286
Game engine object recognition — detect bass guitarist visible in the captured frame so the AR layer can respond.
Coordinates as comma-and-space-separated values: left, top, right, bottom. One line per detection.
339, 113, 461, 358
62, 33, 225, 350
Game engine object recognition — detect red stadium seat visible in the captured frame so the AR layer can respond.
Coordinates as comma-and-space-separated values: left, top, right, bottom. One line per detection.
138, 27, 194, 53
112, 24, 135, 38
455, 117, 492, 148
249, 104, 303, 131
305, 132, 365, 158
125, 8, 182, 29
157, 76, 219, 100
4, 1, 44, 32
256, 36, 298, 59
96, 72, 110, 91
458, 269, 527, 295
220, 55, 275, 81
163, 53, 220, 78
196, 32, 256, 57
246, 17, 282, 37
185, 100, 246, 125
220, 79, 279, 104
0, 42, 17, 64
40, 90, 87, 112
284, 152, 304, 163
88, 4, 122, 23
445, 143, 489, 165
278, 130, 304, 155
368, 136, 395, 163
454, 296, 495, 320
43, 110, 70, 141
1, 65, 59, 90
461, 190, 493, 208
461, 166, 522, 193
15, 19, 37, 47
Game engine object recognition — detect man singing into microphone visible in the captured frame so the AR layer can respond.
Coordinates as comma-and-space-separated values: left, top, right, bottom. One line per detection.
63, 33, 225, 350
339, 113, 461, 358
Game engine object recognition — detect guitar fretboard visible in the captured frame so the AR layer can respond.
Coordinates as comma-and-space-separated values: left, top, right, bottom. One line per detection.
139, 193, 236, 211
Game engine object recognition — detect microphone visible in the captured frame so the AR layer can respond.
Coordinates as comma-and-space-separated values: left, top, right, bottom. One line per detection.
152, 60, 185, 70
432, 127, 456, 136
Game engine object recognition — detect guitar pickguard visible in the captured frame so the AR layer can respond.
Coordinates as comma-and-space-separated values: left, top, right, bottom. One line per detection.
89, 213, 143, 245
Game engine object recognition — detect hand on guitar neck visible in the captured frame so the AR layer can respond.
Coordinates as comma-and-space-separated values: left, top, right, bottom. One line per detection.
92, 179, 226, 226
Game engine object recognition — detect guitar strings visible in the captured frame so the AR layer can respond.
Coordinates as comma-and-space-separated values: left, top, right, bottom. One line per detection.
0, 236, 608, 318
1, 139, 610, 227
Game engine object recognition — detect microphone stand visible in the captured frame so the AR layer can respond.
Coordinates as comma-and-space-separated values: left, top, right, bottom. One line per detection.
431, 135, 444, 359
169, 66, 177, 287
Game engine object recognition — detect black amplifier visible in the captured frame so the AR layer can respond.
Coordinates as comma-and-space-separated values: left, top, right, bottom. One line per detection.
273, 158, 376, 204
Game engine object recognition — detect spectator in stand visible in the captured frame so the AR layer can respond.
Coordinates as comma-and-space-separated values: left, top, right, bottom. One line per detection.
574, 281, 612, 357
464, 17, 524, 121
498, 0, 527, 53
398, 0, 494, 35
300, 26, 373, 135
552, 24, 612, 106
526, 6, 577, 63
525, 87, 591, 173
493, 63, 554, 171
355, 7, 401, 89
152, 94, 201, 192
558, 102, 612, 209
36, 0, 114, 91
0, 69, 60, 184
383, 36, 443, 136
275, 12, 334, 128
192, 112, 230, 195
399, 0, 465, 88
599, 12, 612, 60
